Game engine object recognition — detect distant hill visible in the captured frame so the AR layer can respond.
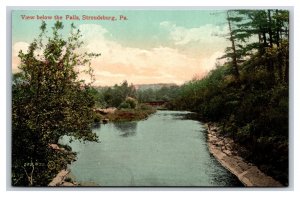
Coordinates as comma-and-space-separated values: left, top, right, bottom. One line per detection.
133, 83, 178, 90
92, 83, 178, 91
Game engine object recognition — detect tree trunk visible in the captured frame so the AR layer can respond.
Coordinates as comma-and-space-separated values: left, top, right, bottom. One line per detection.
267, 10, 275, 83
262, 32, 267, 48
259, 25, 267, 55
275, 9, 283, 82
226, 11, 240, 81
275, 9, 280, 47
267, 10, 273, 47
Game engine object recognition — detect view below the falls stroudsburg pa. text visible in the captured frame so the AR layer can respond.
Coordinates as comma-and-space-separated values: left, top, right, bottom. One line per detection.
11, 9, 289, 187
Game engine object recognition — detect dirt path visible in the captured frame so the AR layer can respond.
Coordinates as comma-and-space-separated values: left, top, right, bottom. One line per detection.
207, 124, 283, 187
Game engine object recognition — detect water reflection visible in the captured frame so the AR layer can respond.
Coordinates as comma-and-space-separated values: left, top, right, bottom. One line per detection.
93, 122, 101, 129
172, 112, 200, 121
113, 121, 137, 137
157, 111, 200, 122
183, 112, 201, 121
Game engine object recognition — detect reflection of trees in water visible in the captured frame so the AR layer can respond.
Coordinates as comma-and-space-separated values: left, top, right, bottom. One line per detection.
93, 122, 101, 129
158, 112, 198, 121
183, 112, 200, 121
113, 122, 137, 137
169, 112, 200, 121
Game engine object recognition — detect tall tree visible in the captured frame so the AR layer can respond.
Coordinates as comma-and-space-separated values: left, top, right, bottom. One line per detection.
12, 21, 100, 186
228, 10, 289, 83
226, 11, 240, 80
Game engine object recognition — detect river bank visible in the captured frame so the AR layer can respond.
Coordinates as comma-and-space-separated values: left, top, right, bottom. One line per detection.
48, 169, 99, 186
48, 169, 77, 186
206, 123, 283, 187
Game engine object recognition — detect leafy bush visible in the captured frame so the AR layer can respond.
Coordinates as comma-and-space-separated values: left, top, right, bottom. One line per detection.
125, 97, 138, 109
119, 97, 138, 109
12, 21, 99, 186
118, 102, 131, 109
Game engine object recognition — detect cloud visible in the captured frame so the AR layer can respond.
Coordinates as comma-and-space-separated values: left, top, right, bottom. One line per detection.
95, 71, 126, 78
160, 21, 228, 46
12, 23, 225, 86
78, 24, 225, 86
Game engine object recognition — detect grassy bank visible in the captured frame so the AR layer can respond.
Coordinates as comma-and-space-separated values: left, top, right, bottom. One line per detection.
93, 105, 156, 123
105, 108, 156, 122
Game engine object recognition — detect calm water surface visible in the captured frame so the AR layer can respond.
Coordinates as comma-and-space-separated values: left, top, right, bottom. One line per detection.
60, 110, 242, 186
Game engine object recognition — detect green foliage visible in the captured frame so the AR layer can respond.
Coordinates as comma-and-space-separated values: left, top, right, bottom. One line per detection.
119, 102, 131, 109
12, 21, 99, 186
119, 97, 138, 109
137, 85, 180, 103
118, 97, 138, 109
98, 81, 137, 108
86, 87, 107, 108
170, 9, 289, 185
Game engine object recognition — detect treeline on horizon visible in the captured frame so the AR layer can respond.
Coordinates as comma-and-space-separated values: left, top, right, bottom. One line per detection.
90, 81, 180, 109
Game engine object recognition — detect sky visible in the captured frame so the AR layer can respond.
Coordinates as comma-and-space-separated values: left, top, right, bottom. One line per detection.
12, 9, 229, 86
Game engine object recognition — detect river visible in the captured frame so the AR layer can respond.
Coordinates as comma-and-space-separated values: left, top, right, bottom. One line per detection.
60, 110, 242, 186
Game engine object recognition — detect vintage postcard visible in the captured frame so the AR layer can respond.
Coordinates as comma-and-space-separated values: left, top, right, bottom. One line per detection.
11, 9, 289, 187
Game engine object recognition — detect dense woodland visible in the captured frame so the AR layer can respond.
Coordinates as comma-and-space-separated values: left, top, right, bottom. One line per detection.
12, 9, 289, 186
168, 10, 289, 185
90, 81, 179, 108
90, 81, 137, 108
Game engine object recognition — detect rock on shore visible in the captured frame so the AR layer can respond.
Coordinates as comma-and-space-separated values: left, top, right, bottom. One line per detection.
48, 169, 78, 186
207, 124, 282, 187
